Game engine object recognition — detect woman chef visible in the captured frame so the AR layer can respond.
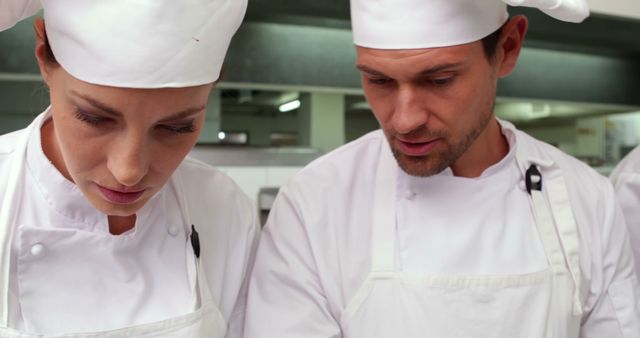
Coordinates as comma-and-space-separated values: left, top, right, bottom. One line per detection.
0, 0, 258, 337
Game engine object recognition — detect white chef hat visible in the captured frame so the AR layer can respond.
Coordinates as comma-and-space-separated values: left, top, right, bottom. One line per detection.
1, 0, 247, 88
0, 0, 41, 31
351, 0, 589, 49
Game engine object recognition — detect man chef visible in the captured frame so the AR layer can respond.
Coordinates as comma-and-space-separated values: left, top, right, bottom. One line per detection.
244, 0, 640, 337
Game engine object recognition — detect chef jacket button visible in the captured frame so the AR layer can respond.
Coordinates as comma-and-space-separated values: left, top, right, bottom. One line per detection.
30, 243, 45, 257
404, 190, 417, 200
168, 225, 180, 237
519, 180, 527, 191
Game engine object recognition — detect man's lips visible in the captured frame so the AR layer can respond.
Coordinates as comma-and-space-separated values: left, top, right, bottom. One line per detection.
395, 138, 441, 156
96, 184, 146, 204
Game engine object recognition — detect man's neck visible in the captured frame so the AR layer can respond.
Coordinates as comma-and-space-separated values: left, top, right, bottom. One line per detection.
450, 118, 510, 178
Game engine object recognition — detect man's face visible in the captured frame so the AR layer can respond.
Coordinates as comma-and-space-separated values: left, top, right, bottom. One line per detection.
356, 41, 500, 177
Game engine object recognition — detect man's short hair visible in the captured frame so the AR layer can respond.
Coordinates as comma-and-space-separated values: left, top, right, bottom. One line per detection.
481, 23, 506, 60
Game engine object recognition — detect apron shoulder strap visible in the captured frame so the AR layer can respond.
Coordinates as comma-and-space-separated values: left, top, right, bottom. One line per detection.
515, 142, 583, 316
169, 165, 217, 307
371, 136, 398, 273
0, 113, 44, 327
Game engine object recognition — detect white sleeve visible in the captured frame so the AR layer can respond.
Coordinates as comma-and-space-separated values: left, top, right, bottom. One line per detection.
0, 0, 41, 31
580, 182, 640, 338
244, 187, 342, 338
225, 209, 260, 338
611, 172, 640, 279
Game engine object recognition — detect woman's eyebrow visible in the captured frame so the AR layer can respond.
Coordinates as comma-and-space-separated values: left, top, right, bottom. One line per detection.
70, 90, 122, 117
159, 106, 206, 122
70, 90, 205, 120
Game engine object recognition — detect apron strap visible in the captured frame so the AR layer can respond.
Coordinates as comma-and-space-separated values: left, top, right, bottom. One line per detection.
543, 166, 583, 316
516, 146, 582, 316
527, 172, 567, 272
0, 114, 44, 327
170, 170, 215, 308
371, 138, 398, 273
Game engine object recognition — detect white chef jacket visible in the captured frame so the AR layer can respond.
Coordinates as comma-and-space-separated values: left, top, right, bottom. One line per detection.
610, 145, 640, 280
395, 128, 549, 275
0, 110, 260, 336
245, 119, 640, 337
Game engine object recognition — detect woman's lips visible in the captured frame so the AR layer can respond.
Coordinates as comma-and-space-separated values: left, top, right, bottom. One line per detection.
395, 138, 441, 156
96, 184, 145, 204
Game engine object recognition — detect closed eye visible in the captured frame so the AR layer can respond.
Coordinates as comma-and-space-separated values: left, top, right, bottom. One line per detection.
156, 123, 196, 134
424, 75, 455, 87
74, 108, 112, 126
367, 77, 393, 86
432, 78, 451, 85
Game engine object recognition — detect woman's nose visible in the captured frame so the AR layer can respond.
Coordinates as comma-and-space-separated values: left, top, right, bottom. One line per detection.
107, 134, 149, 187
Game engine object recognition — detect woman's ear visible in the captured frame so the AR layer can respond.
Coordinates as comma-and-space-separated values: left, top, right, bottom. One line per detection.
33, 17, 53, 85
494, 15, 528, 78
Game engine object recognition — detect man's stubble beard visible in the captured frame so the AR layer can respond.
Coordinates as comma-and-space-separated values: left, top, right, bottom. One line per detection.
386, 103, 495, 178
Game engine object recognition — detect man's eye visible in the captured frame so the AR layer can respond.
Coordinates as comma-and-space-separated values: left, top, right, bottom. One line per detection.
430, 76, 454, 86
368, 77, 392, 86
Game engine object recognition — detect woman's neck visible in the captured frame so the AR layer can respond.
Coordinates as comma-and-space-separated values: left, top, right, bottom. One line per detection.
108, 215, 137, 235
41, 119, 73, 182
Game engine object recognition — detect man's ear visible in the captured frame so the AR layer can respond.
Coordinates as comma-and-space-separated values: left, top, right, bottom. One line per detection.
494, 15, 528, 78
33, 17, 53, 85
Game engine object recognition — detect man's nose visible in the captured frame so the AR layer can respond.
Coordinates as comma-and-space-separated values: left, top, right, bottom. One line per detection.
391, 85, 430, 135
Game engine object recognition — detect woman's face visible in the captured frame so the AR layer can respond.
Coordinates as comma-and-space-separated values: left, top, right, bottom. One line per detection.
41, 66, 213, 217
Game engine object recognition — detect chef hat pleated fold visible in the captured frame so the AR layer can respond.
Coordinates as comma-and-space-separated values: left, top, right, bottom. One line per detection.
351, 0, 589, 49
0, 0, 41, 31
505, 0, 589, 23
1, 0, 248, 88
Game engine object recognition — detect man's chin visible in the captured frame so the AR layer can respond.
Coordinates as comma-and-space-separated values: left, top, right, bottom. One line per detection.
393, 152, 449, 177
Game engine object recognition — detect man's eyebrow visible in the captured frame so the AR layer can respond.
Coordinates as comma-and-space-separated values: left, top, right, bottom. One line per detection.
417, 62, 464, 76
356, 65, 388, 77
356, 62, 464, 77
70, 90, 205, 120
70, 90, 122, 117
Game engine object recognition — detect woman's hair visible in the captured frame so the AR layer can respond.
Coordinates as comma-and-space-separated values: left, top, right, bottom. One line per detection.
43, 33, 58, 64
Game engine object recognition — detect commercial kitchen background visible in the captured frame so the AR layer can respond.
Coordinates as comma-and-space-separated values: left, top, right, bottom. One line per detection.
1, 0, 639, 224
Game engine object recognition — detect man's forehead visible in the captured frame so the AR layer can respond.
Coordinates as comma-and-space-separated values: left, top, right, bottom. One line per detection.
355, 42, 480, 66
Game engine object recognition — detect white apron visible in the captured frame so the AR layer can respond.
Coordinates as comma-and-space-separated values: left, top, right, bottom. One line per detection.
339, 141, 583, 337
0, 114, 227, 337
